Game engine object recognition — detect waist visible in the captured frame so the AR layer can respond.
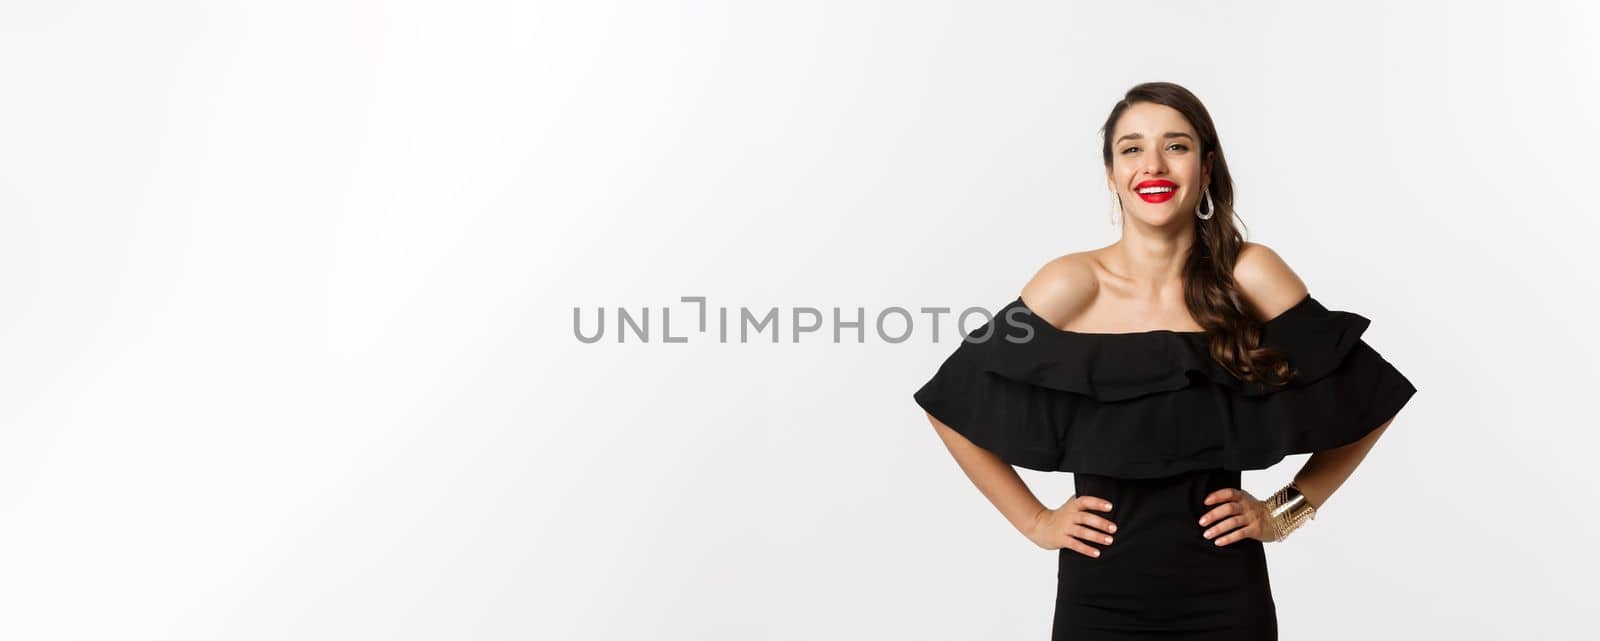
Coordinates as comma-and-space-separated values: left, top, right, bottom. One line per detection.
1061, 468, 1268, 588
1073, 468, 1244, 535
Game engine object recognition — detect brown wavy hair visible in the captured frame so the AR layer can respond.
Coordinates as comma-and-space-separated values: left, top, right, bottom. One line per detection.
1099, 81, 1294, 386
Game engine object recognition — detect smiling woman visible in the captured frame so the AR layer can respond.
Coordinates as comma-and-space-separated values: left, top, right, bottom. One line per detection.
912, 82, 1418, 641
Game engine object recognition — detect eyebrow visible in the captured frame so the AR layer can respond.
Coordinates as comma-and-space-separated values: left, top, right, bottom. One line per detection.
1115, 132, 1194, 145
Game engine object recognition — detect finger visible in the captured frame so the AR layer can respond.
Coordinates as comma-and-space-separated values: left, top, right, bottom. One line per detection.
1075, 496, 1114, 512
1203, 488, 1239, 506
1198, 501, 1241, 526
1214, 522, 1259, 547
1071, 512, 1118, 534
1202, 515, 1245, 540
1072, 525, 1115, 546
1066, 539, 1102, 558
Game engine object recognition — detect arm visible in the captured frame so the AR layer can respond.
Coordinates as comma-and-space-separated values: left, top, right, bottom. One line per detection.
919, 253, 1098, 536
1292, 417, 1393, 509
927, 412, 1049, 536
1232, 241, 1398, 510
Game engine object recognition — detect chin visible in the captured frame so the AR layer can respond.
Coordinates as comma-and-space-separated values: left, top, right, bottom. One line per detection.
1131, 209, 1187, 227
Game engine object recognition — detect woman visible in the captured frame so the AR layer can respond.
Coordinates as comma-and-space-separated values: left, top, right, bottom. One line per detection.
912, 82, 1418, 640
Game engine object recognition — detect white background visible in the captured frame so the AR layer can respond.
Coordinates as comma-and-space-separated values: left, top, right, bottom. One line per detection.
2, 1, 1597, 639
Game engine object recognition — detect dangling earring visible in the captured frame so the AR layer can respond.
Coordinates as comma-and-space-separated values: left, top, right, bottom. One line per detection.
1109, 189, 1123, 226
1195, 186, 1215, 220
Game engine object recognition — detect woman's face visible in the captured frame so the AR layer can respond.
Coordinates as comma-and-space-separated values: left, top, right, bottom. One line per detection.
1106, 101, 1213, 227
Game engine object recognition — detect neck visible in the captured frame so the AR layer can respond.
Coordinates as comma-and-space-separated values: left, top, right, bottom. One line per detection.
1102, 223, 1197, 298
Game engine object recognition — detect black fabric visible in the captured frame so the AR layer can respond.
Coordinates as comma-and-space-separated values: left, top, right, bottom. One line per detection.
1054, 468, 1277, 640
912, 293, 1417, 479
913, 293, 1418, 639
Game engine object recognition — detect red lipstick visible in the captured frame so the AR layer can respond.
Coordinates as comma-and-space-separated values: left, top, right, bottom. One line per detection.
1134, 179, 1177, 204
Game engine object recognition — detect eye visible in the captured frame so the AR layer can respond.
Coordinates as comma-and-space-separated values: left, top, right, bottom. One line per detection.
1121, 146, 1139, 154
1169, 144, 1189, 151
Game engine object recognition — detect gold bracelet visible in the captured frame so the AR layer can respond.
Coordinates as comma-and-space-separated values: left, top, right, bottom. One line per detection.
1264, 482, 1317, 541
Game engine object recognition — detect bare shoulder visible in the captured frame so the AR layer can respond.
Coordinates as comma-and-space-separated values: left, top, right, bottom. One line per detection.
1019, 252, 1100, 330
1233, 241, 1310, 322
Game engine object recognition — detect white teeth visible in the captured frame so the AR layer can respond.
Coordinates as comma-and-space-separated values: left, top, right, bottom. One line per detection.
1137, 186, 1175, 194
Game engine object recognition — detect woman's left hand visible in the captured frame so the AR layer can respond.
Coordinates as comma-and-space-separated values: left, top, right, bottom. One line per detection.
1198, 487, 1277, 545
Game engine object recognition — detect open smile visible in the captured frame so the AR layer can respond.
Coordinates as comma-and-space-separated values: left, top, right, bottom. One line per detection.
1135, 179, 1177, 204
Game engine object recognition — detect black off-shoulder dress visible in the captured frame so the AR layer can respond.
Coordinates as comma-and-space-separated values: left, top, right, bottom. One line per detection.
912, 293, 1417, 640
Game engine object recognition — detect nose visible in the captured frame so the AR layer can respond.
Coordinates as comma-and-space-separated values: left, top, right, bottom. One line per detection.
1142, 153, 1168, 175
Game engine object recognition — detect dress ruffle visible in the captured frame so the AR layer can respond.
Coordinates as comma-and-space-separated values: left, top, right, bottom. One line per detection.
912, 294, 1418, 479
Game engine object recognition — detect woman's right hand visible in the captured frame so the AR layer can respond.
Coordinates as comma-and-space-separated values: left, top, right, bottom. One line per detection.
1027, 494, 1117, 558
